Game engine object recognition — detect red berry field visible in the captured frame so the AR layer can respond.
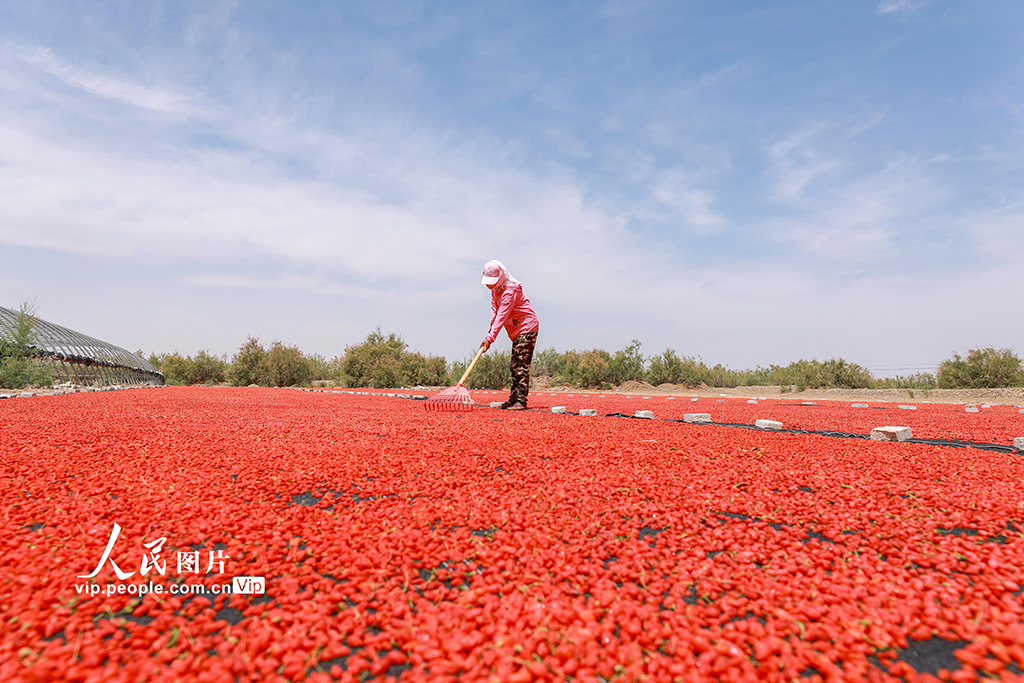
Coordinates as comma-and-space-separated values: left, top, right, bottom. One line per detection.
1, 387, 1023, 683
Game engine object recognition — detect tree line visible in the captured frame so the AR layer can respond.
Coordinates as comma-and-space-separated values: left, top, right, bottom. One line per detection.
144, 331, 1024, 392
2, 302, 1022, 391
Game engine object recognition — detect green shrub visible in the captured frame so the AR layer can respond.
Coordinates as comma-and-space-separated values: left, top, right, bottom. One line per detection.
149, 350, 228, 385
339, 329, 448, 388
0, 301, 54, 389
151, 352, 187, 385
762, 358, 872, 389
870, 373, 936, 390
555, 349, 613, 388
228, 337, 266, 386
465, 351, 511, 389
531, 347, 565, 379
704, 363, 744, 388
261, 341, 313, 387
646, 349, 687, 386
401, 353, 451, 387
937, 348, 1023, 388
308, 354, 342, 383
644, 350, 746, 388
610, 339, 646, 384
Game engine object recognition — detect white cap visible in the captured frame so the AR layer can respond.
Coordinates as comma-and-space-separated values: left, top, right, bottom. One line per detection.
481, 260, 503, 286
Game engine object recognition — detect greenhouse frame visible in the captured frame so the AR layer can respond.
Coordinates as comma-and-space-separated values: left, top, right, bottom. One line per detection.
0, 305, 163, 386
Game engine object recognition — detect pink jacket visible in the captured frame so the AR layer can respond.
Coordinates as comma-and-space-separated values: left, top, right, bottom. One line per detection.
486, 281, 539, 344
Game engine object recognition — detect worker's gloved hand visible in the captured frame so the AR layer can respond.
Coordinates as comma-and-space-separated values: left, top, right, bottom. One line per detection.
480, 340, 491, 352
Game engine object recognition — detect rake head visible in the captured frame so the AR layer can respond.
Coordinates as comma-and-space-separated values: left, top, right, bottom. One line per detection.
424, 384, 475, 412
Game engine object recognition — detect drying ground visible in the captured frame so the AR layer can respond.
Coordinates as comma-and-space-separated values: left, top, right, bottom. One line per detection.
1, 387, 1023, 683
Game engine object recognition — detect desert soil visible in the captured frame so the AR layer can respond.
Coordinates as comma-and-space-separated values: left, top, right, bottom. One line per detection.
12, 381, 1022, 408
529, 377, 1024, 407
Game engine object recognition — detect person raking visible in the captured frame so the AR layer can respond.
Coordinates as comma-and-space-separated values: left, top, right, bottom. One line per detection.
480, 260, 539, 410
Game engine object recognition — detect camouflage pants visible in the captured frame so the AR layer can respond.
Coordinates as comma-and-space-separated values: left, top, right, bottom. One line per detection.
509, 330, 538, 405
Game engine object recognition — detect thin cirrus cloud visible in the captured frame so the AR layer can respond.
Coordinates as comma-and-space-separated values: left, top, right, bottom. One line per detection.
752, 108, 966, 273
765, 122, 844, 202
3, 41, 208, 117
877, 1, 922, 15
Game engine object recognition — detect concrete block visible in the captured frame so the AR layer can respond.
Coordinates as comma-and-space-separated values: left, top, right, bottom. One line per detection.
666, 396, 675, 400
551, 406, 567, 414
642, 396, 651, 399
981, 404, 991, 408
716, 399, 725, 403
747, 399, 758, 404
1020, 409, 1024, 414
1015, 437, 1024, 451
755, 419, 783, 430
851, 403, 869, 408
684, 413, 712, 423
965, 406, 979, 413
690, 398, 698, 402
870, 426, 913, 442
634, 410, 654, 419
801, 401, 817, 406
898, 405, 917, 410
19, 393, 35, 398
490, 402, 504, 408
579, 409, 597, 416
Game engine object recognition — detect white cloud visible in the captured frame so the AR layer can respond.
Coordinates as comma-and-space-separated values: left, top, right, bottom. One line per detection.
763, 119, 951, 265
969, 213, 1024, 267
600, 0, 657, 19
3, 42, 208, 117
765, 122, 842, 201
877, 1, 921, 15
651, 177, 726, 231
0, 107, 667, 358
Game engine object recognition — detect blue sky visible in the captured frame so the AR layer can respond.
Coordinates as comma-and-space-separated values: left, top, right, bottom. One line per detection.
1, 1, 1022, 376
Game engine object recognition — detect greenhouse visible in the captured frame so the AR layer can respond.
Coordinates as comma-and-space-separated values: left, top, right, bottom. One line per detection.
0, 305, 163, 386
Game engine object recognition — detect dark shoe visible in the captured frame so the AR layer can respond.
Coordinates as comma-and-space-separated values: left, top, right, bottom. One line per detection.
506, 402, 527, 411
499, 400, 516, 409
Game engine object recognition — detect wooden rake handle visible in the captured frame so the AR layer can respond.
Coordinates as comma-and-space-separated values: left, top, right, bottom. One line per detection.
457, 346, 486, 387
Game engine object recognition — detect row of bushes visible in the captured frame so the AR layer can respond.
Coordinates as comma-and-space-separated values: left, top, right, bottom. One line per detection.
150, 335, 1024, 391
531, 344, 882, 391
167, 332, 1016, 392
149, 330, 450, 389
4, 300, 1022, 391
150, 340, 325, 388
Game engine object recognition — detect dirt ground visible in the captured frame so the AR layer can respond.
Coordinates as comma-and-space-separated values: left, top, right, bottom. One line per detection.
9, 380, 1024, 408
529, 377, 1024, 407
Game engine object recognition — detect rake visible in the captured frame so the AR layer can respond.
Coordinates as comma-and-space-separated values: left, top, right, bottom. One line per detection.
425, 347, 485, 412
